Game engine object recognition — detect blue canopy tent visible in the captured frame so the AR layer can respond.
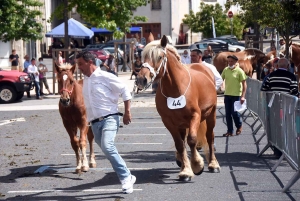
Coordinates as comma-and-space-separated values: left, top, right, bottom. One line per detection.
46, 18, 94, 39
91, 27, 142, 34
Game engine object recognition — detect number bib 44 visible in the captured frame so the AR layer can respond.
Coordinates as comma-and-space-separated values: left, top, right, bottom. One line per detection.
167, 95, 186, 109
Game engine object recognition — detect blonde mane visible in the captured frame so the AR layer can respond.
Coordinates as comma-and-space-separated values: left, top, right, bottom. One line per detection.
142, 40, 181, 66
59, 62, 73, 70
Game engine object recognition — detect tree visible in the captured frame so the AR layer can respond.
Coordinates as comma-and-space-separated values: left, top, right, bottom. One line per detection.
51, 0, 150, 39
0, 0, 43, 42
182, 3, 245, 41
230, 0, 300, 57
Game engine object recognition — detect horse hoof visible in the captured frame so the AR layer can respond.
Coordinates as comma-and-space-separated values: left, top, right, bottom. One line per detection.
176, 160, 182, 167
194, 167, 204, 175
81, 166, 89, 172
178, 176, 191, 182
75, 168, 82, 174
208, 167, 220, 173
89, 163, 96, 168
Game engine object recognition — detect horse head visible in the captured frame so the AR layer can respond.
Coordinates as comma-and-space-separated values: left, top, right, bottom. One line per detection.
136, 35, 168, 90
244, 48, 266, 64
55, 62, 76, 106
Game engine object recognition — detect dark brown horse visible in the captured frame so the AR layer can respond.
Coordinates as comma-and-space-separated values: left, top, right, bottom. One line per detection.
213, 48, 268, 76
284, 43, 300, 87
137, 35, 220, 181
55, 63, 96, 173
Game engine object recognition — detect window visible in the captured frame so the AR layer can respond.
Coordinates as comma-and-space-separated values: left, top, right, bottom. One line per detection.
152, 0, 161, 10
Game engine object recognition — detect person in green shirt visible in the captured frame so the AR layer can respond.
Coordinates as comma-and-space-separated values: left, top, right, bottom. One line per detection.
221, 55, 247, 137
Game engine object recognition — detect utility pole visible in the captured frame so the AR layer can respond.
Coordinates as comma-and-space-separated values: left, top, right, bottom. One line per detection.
64, 0, 69, 62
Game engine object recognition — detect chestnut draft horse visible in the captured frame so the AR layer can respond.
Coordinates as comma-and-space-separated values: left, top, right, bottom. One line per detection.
213, 48, 267, 76
55, 63, 96, 173
286, 43, 300, 79
137, 35, 220, 181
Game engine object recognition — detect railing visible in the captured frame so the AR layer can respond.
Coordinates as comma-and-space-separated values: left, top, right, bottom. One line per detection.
244, 77, 300, 192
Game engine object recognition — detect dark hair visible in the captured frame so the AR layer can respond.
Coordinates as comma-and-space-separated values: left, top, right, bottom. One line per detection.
76, 51, 96, 64
38, 57, 43, 61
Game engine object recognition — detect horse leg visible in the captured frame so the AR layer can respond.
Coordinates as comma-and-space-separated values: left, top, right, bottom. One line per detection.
172, 127, 193, 181
87, 126, 96, 168
187, 115, 205, 176
64, 123, 82, 173
205, 107, 221, 173
79, 125, 89, 172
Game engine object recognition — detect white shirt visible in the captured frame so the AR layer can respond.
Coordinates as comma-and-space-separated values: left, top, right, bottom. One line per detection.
181, 55, 191, 64
27, 64, 39, 82
104, 59, 116, 71
202, 61, 223, 90
82, 67, 132, 122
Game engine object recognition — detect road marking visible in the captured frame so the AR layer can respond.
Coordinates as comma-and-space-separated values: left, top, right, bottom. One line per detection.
34, 165, 153, 173
0, 105, 58, 111
117, 134, 166, 135
0, 117, 25, 126
8, 189, 143, 193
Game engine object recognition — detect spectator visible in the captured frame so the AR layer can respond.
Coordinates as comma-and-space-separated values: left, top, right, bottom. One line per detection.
9, 49, 20, 71
27, 58, 42, 100
76, 51, 136, 194
130, 55, 142, 80
260, 62, 273, 81
221, 55, 247, 137
23, 55, 30, 73
261, 58, 298, 158
202, 50, 213, 64
38, 57, 52, 95
207, 45, 214, 57
58, 51, 63, 65
180, 50, 191, 64
103, 54, 117, 75
279, 39, 285, 51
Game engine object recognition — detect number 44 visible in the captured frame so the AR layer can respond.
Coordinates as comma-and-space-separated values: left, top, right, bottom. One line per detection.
172, 100, 181, 106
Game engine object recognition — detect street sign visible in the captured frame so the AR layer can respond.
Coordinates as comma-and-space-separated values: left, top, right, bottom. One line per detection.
228, 11, 233, 18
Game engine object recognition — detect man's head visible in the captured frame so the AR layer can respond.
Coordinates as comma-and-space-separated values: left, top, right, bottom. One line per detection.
183, 50, 189, 57
31, 58, 36, 65
38, 57, 43, 62
76, 51, 96, 77
109, 54, 114, 60
12, 49, 16, 54
203, 50, 209, 56
227, 55, 238, 69
279, 39, 285, 46
59, 51, 62, 56
24, 55, 29, 61
190, 44, 202, 63
278, 58, 290, 69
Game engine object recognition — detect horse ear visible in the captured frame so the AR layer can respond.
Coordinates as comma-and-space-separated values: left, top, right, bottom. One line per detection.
148, 32, 154, 43
161, 35, 168, 48
54, 61, 60, 73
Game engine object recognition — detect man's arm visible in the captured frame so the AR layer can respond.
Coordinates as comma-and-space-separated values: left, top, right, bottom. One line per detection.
123, 100, 131, 125
240, 80, 247, 104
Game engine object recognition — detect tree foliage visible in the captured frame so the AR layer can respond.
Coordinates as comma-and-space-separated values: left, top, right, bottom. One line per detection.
182, 3, 245, 40
0, 0, 43, 42
52, 0, 151, 39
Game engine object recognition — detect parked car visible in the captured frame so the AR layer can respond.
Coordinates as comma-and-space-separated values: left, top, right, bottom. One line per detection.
201, 39, 244, 52
83, 44, 105, 51
212, 35, 245, 47
0, 69, 31, 103
102, 47, 124, 65
89, 49, 110, 62
192, 40, 230, 53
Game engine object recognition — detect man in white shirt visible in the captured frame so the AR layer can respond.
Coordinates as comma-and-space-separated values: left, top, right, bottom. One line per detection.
190, 45, 223, 90
27, 58, 42, 99
180, 50, 191, 64
76, 51, 135, 194
103, 54, 117, 75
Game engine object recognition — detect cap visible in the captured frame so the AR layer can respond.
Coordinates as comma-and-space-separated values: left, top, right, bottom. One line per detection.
189, 44, 202, 54
31, 58, 36, 61
227, 55, 238, 61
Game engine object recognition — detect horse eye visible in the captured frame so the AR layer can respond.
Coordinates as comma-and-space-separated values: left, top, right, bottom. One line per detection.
158, 56, 162, 60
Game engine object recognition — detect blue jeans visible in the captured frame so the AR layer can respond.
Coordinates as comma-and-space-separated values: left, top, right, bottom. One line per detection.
224, 95, 242, 134
34, 81, 40, 98
91, 115, 131, 181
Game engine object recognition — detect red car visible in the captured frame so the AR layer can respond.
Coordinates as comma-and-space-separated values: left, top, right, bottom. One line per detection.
0, 69, 31, 103
89, 50, 110, 62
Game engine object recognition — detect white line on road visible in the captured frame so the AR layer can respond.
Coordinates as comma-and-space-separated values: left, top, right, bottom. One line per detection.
0, 117, 25, 126
8, 189, 143, 193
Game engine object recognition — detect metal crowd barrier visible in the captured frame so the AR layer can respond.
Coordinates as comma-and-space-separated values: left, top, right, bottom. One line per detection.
245, 77, 300, 192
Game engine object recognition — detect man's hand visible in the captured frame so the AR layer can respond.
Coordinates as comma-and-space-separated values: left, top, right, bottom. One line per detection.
123, 111, 132, 125
240, 96, 245, 104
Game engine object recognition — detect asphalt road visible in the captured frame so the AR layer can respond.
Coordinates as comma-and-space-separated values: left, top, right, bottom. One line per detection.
0, 74, 300, 201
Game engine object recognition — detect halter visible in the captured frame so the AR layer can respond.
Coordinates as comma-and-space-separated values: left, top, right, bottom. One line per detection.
60, 74, 74, 96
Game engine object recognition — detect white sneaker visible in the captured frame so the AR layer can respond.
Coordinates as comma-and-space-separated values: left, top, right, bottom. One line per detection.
121, 175, 136, 194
